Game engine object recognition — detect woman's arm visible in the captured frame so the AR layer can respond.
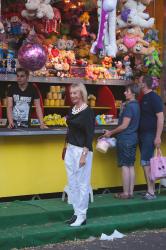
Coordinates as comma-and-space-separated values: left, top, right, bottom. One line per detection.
34, 99, 48, 129
103, 117, 131, 137
84, 110, 95, 150
79, 109, 95, 167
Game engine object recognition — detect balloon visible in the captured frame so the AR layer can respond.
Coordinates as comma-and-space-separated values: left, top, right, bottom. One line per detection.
18, 43, 47, 71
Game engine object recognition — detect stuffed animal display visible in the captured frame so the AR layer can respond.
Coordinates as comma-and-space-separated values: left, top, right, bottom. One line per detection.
0, 0, 162, 88
116, 0, 162, 87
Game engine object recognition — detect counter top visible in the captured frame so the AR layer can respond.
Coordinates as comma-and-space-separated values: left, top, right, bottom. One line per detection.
0, 74, 129, 86
0, 126, 115, 137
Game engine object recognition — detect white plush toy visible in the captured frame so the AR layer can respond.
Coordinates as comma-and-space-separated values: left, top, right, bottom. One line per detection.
117, 0, 155, 29
90, 0, 118, 58
0, 22, 5, 34
37, 0, 54, 19
22, 0, 54, 20
22, 0, 40, 20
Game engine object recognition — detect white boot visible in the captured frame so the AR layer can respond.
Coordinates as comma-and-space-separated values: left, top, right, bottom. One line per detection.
70, 215, 86, 227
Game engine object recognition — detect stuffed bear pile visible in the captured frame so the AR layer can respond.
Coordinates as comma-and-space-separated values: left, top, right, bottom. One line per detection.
116, 0, 162, 83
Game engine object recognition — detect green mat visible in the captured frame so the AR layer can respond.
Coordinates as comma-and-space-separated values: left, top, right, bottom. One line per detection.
0, 192, 166, 250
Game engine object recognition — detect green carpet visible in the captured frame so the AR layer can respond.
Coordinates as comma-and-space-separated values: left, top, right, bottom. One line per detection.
0, 192, 166, 250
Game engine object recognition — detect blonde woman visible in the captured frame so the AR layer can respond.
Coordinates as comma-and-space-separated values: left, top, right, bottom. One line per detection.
64, 83, 95, 227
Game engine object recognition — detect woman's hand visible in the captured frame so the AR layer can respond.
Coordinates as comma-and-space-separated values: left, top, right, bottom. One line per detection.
40, 123, 48, 129
154, 136, 161, 148
79, 155, 86, 167
103, 130, 112, 138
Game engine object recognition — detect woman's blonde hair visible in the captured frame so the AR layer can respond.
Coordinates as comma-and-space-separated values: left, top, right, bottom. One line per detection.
70, 83, 88, 103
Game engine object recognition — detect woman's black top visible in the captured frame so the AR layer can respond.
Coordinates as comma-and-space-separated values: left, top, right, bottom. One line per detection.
66, 106, 95, 152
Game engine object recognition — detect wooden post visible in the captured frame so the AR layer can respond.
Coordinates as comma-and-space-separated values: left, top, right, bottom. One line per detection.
0, 0, 1, 19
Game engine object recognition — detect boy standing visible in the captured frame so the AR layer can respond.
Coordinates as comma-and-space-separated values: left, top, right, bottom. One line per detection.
7, 68, 47, 129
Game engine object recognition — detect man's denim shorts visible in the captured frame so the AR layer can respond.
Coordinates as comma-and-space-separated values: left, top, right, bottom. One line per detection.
117, 140, 137, 167
139, 133, 155, 167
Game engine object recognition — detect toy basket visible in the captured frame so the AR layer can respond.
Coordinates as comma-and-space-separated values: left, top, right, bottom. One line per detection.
96, 137, 116, 153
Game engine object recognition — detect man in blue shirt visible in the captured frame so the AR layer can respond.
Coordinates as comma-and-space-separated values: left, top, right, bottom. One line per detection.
139, 75, 164, 200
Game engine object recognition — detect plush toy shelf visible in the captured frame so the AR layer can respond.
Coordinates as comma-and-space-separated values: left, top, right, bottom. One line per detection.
38, 106, 111, 109
1, 105, 112, 109
0, 74, 129, 86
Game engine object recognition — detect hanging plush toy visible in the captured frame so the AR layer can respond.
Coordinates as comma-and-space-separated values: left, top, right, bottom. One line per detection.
144, 28, 159, 43
45, 7, 61, 34
144, 50, 162, 67
79, 12, 90, 26
10, 16, 22, 36
90, 0, 118, 58
0, 22, 6, 43
116, 0, 155, 29
22, 0, 54, 20
79, 12, 90, 37
133, 42, 155, 55
139, 0, 153, 5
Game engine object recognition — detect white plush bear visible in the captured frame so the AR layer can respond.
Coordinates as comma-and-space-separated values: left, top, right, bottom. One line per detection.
117, 0, 155, 28
139, 0, 153, 5
21, 0, 40, 20
22, 0, 54, 20
37, 0, 54, 20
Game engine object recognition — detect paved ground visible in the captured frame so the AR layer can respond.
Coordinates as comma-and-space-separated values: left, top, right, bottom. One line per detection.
20, 229, 166, 250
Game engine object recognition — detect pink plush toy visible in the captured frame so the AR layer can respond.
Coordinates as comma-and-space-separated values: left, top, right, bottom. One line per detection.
45, 7, 61, 33
117, 26, 149, 53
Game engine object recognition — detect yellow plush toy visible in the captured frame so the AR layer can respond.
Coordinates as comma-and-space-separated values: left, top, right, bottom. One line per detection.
77, 44, 91, 58
79, 12, 90, 26
88, 94, 96, 107
102, 57, 112, 68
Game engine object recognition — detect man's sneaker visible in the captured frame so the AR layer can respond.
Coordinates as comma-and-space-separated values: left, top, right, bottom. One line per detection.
143, 192, 156, 200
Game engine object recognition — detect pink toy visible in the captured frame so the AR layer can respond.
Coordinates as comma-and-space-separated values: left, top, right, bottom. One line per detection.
117, 27, 149, 54
45, 7, 61, 33
150, 148, 166, 181
123, 35, 139, 48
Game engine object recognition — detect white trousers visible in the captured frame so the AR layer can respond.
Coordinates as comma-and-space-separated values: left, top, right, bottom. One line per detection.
65, 144, 93, 217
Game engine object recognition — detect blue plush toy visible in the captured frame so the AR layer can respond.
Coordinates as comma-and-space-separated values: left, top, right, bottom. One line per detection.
7, 49, 15, 59
10, 16, 22, 36
0, 44, 4, 59
144, 29, 159, 43
96, 115, 102, 125
95, 115, 106, 125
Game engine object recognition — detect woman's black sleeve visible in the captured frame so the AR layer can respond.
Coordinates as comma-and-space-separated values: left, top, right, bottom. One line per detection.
84, 109, 95, 150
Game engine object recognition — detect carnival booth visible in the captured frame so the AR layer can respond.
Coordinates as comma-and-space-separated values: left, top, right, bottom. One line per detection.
0, 0, 165, 198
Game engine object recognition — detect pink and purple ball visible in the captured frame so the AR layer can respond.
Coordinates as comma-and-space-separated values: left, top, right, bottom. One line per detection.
18, 43, 47, 71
